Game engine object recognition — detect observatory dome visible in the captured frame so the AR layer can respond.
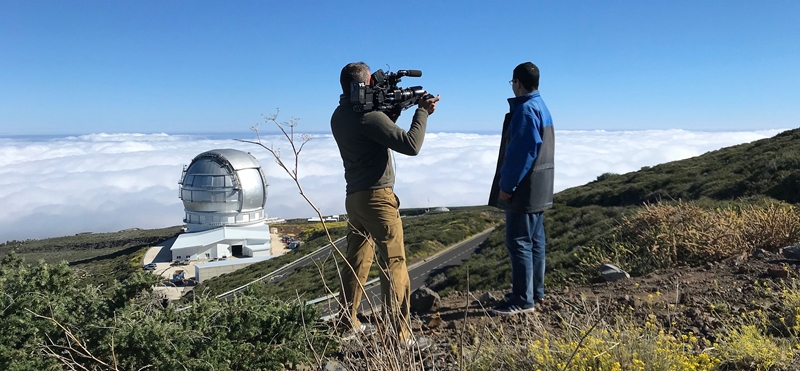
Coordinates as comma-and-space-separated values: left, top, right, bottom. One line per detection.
179, 149, 268, 232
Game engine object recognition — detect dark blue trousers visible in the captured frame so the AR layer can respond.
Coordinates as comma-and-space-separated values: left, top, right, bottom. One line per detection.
505, 211, 546, 308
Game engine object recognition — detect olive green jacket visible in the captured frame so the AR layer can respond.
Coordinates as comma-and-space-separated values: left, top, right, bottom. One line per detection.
331, 96, 429, 194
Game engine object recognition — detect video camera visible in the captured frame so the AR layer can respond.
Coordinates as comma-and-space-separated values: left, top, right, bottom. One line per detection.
350, 69, 434, 113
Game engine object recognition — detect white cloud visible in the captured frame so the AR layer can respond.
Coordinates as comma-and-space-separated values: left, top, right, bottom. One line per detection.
0, 129, 786, 242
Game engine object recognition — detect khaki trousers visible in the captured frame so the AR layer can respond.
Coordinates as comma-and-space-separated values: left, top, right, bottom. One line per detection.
341, 188, 411, 341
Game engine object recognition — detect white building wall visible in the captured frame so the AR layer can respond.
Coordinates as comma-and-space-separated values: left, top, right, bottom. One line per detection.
213, 243, 230, 258
171, 224, 272, 261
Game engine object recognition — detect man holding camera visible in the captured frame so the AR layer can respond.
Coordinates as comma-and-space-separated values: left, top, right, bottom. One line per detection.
330, 62, 440, 348
489, 62, 554, 316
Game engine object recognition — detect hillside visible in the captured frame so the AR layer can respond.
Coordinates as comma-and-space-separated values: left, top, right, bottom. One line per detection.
186, 208, 502, 302
556, 128, 800, 207
0, 226, 181, 288
424, 128, 800, 293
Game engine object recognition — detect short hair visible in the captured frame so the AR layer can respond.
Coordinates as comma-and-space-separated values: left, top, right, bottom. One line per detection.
340, 62, 371, 94
513, 62, 540, 90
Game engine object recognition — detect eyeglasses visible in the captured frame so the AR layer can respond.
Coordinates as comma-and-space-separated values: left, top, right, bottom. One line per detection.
508, 79, 514, 86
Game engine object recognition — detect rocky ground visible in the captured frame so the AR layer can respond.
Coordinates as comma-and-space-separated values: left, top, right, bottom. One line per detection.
323, 247, 800, 370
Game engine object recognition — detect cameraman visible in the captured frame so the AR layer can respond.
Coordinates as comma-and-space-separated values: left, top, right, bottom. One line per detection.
330, 62, 439, 350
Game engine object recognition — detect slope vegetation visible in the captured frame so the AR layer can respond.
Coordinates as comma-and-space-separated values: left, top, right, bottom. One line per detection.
430, 128, 800, 292
557, 128, 800, 207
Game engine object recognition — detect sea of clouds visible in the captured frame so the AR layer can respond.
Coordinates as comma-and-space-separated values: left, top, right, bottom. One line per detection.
0, 129, 786, 242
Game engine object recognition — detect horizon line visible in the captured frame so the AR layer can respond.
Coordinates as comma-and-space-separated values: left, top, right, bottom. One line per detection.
0, 127, 792, 139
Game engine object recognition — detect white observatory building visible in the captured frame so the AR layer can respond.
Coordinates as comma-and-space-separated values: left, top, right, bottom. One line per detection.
170, 149, 273, 261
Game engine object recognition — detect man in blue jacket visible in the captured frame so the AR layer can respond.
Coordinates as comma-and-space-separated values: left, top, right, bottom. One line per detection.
488, 62, 555, 315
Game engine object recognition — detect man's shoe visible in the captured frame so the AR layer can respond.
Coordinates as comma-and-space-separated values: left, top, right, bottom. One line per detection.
341, 323, 377, 340
400, 336, 433, 352
504, 293, 546, 304
492, 301, 535, 316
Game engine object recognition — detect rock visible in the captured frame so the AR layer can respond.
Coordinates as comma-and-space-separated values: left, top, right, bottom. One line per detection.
427, 316, 445, 329
781, 244, 800, 260
768, 266, 789, 278
410, 286, 442, 313
599, 264, 630, 282
446, 321, 457, 330
752, 248, 766, 259
478, 292, 498, 305
324, 361, 349, 371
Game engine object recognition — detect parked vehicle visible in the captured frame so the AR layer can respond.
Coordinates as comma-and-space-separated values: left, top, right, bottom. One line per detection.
142, 263, 157, 271
220, 255, 227, 261
172, 270, 185, 282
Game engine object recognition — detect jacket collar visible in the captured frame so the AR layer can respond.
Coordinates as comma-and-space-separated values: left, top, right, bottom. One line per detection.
507, 90, 539, 111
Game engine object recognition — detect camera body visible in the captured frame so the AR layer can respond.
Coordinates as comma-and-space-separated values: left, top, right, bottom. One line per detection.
350, 69, 433, 113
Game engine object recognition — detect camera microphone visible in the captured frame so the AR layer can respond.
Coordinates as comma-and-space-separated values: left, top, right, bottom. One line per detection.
398, 70, 422, 77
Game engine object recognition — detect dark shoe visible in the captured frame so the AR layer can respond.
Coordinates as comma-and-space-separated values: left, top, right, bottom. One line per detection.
504, 292, 546, 304
492, 301, 535, 316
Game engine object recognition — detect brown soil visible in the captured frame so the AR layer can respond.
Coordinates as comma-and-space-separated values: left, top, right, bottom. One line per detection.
330, 249, 800, 370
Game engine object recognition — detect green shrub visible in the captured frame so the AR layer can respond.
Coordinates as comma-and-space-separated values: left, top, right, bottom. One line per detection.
0, 253, 329, 370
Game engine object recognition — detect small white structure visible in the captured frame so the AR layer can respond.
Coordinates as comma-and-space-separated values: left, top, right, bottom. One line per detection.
431, 206, 450, 213
171, 149, 273, 261
308, 215, 340, 222
194, 256, 273, 283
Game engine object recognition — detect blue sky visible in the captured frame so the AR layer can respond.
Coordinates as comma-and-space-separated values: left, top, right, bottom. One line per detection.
1, 0, 798, 135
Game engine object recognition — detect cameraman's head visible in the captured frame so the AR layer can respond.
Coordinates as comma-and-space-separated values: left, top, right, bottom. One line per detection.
340, 62, 370, 95
511, 62, 539, 97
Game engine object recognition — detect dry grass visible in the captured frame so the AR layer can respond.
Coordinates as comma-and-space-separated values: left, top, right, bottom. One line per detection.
456, 304, 722, 371
450, 298, 798, 371
579, 202, 800, 275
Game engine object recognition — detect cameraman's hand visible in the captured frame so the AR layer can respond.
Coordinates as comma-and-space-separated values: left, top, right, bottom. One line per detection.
419, 94, 440, 115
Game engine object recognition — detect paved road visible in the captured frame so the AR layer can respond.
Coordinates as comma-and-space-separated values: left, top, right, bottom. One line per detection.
263, 238, 348, 284
316, 228, 496, 318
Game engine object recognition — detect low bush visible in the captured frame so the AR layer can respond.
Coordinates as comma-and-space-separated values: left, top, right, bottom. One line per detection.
577, 201, 800, 276
0, 253, 329, 370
